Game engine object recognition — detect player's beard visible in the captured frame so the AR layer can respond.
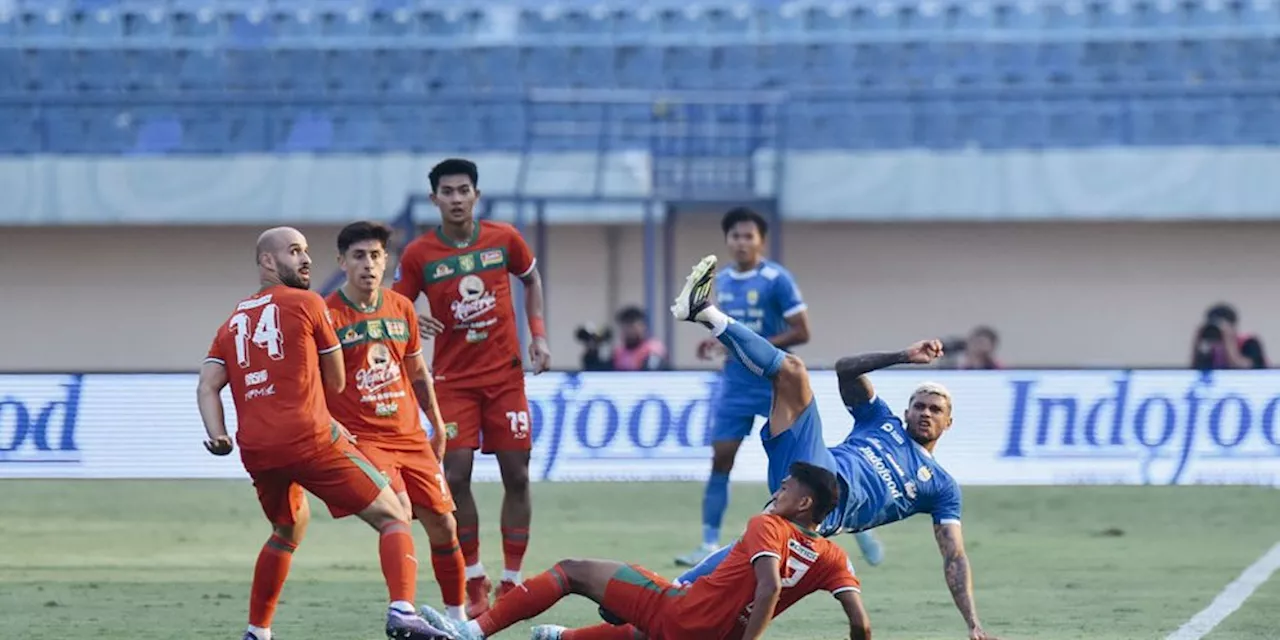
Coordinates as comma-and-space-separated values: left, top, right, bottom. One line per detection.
278, 264, 311, 290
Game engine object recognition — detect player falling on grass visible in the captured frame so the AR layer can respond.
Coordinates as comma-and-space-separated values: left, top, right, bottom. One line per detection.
393, 158, 552, 619
661, 254, 1000, 640
417, 461, 872, 640
325, 221, 469, 621
196, 227, 449, 640
676, 206, 885, 570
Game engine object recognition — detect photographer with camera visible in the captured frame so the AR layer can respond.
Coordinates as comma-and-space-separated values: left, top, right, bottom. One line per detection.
1191, 303, 1267, 370
939, 326, 1004, 370
575, 305, 668, 372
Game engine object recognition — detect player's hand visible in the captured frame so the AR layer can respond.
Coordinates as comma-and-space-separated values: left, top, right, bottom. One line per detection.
203, 435, 234, 456
418, 315, 445, 338
905, 339, 945, 364
529, 336, 552, 374
968, 625, 1000, 640
697, 338, 725, 361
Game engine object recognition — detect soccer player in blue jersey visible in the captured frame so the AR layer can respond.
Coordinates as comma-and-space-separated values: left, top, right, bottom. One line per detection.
664, 254, 1000, 640
675, 208, 886, 570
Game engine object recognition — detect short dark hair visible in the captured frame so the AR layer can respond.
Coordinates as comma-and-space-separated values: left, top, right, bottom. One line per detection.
971, 325, 999, 345
721, 207, 768, 237
616, 306, 647, 325
789, 461, 840, 524
1207, 303, 1238, 325
429, 158, 479, 193
337, 221, 393, 254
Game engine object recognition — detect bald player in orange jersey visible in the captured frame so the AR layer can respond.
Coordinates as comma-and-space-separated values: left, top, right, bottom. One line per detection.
418, 462, 873, 640
393, 158, 552, 618
325, 220, 468, 621
196, 226, 450, 640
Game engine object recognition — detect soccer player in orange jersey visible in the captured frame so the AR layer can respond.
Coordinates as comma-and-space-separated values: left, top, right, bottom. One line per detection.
392, 158, 552, 618
325, 220, 468, 621
418, 461, 872, 640
196, 227, 450, 640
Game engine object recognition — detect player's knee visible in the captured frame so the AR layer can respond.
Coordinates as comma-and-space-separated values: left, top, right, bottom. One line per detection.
710, 446, 738, 473
272, 523, 305, 545
777, 354, 808, 385
552, 559, 591, 594
418, 509, 458, 543
498, 461, 530, 494
444, 466, 472, 495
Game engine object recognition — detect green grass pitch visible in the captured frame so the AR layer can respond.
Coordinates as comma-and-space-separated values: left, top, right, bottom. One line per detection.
1, 481, 1277, 639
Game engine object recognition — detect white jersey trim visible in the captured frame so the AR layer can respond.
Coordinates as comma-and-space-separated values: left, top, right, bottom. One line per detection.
318, 344, 341, 355
203, 357, 226, 366
938, 518, 961, 526
516, 258, 538, 279
750, 551, 781, 564
832, 586, 861, 596
405, 349, 423, 359
782, 302, 808, 317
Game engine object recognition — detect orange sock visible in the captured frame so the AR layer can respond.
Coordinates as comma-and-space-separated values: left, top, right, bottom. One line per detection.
476, 564, 570, 636
430, 538, 466, 607
564, 623, 644, 639
501, 527, 529, 575
458, 525, 480, 567
378, 521, 417, 604
249, 534, 296, 628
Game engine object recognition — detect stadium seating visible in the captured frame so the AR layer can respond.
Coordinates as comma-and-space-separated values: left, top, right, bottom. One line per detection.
0, 0, 1278, 153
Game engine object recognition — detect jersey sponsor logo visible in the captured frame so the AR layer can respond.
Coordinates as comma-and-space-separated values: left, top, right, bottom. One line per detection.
245, 384, 276, 401
385, 319, 409, 340
341, 326, 365, 346
244, 370, 268, 386
917, 466, 933, 482
858, 445, 904, 500
452, 275, 497, 327
0, 375, 83, 464
433, 262, 454, 279
480, 249, 503, 266
881, 421, 907, 445
355, 343, 403, 396
788, 538, 819, 562
337, 319, 409, 348
903, 480, 918, 499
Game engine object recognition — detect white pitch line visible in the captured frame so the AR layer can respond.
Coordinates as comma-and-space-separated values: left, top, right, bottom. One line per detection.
1165, 541, 1280, 640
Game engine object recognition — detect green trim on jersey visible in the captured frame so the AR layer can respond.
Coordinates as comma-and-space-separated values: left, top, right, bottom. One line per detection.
421, 246, 509, 284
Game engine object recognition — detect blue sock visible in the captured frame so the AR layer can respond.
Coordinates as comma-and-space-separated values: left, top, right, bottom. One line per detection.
701, 472, 730, 547
676, 541, 736, 585
716, 320, 785, 379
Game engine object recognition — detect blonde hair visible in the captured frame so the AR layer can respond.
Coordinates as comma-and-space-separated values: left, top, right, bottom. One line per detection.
909, 381, 953, 410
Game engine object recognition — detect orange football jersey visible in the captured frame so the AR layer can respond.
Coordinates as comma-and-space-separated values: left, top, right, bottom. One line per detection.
324, 288, 428, 450
392, 220, 535, 389
204, 285, 341, 472
676, 513, 861, 640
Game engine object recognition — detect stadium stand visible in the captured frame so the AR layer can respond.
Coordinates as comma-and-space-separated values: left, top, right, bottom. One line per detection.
0, 0, 1278, 153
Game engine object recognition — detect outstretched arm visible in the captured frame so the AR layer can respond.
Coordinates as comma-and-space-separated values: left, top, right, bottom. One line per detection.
934, 523, 998, 640
836, 589, 872, 640
835, 339, 944, 408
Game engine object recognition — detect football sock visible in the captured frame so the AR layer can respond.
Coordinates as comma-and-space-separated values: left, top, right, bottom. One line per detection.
701, 472, 731, 548
431, 538, 467, 608
248, 533, 296, 629
458, 524, 481, 568
707, 314, 785, 380
246, 625, 271, 640
564, 624, 644, 640
501, 527, 529, 580
675, 541, 736, 585
475, 563, 571, 636
377, 521, 417, 604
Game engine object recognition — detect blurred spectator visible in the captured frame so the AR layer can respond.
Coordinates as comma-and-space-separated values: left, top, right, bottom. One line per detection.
1191, 303, 1267, 369
575, 306, 668, 371
940, 326, 1004, 369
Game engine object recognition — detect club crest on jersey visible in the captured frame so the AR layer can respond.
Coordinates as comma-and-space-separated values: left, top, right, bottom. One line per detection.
355, 343, 402, 395
917, 466, 933, 483
746, 289, 759, 305
452, 274, 497, 324
366, 320, 384, 340
433, 262, 455, 279
480, 249, 503, 267
459, 254, 476, 272
444, 422, 459, 439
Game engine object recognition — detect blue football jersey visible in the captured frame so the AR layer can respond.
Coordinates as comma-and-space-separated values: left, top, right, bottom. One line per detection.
827, 396, 963, 533
715, 260, 807, 395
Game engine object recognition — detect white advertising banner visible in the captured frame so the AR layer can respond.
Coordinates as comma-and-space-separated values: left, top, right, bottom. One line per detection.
1, 370, 1278, 486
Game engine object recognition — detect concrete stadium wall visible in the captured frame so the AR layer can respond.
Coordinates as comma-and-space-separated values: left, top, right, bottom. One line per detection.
1, 220, 1277, 371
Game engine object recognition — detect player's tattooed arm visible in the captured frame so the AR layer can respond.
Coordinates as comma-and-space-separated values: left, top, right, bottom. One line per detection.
836, 340, 945, 407
935, 523, 995, 640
